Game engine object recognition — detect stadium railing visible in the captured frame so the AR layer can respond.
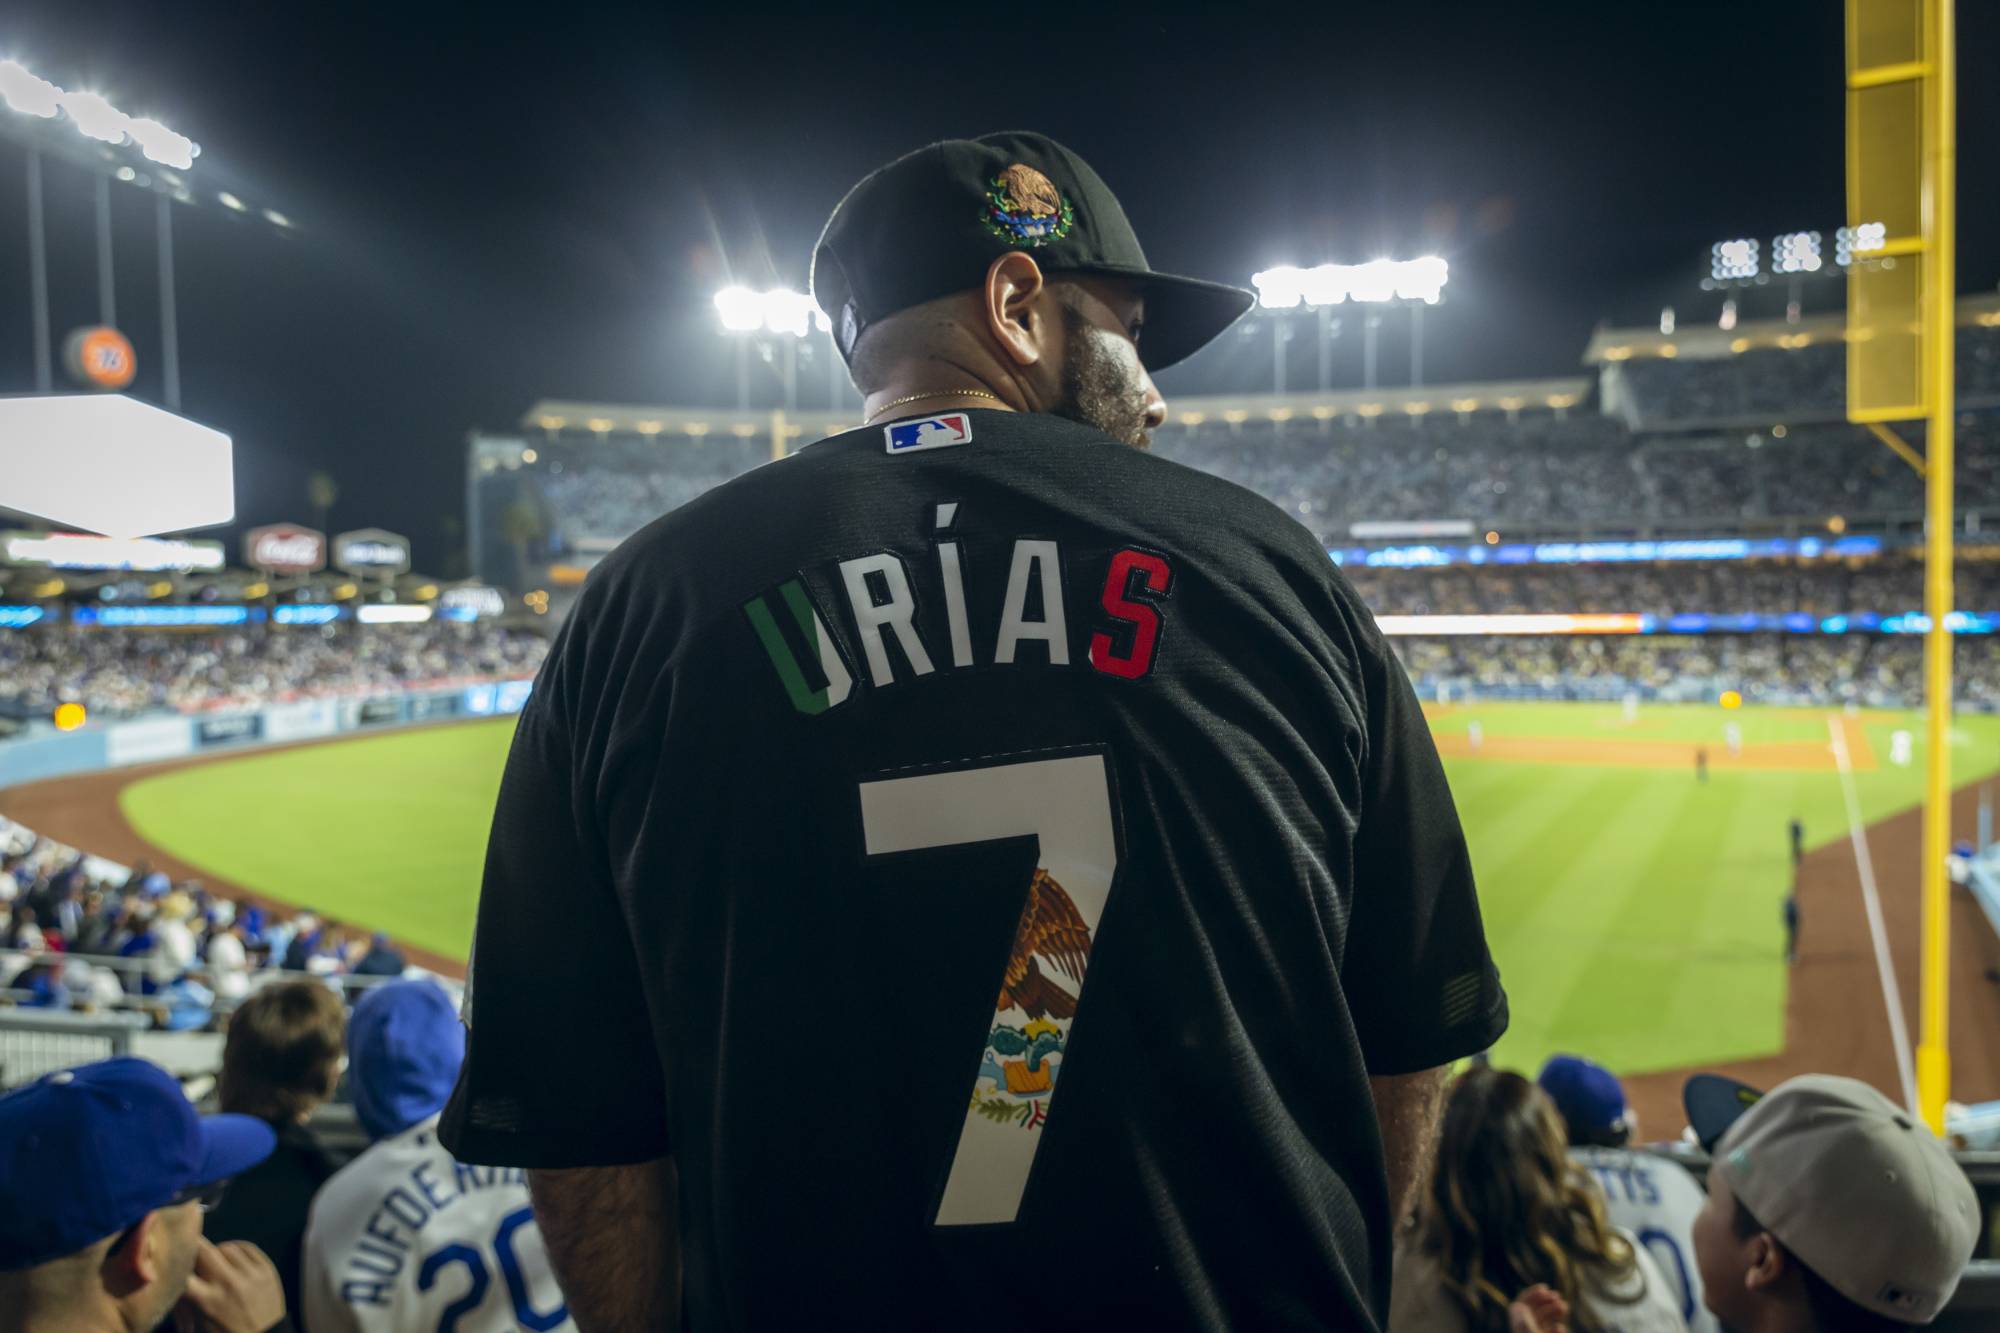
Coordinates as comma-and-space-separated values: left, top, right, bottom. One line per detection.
0, 1008, 148, 1090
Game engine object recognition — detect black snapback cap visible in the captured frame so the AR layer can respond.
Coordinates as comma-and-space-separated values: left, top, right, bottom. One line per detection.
811, 130, 1254, 373
1684, 1072, 1766, 1153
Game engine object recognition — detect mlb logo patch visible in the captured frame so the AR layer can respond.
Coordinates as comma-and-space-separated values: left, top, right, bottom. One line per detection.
883, 414, 973, 454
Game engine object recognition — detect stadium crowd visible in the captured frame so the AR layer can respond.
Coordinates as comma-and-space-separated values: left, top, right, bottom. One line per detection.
1, 998, 1979, 1331
1, 823, 412, 1029
1345, 558, 2000, 617
495, 406, 2000, 553
1151, 413, 2000, 543
1611, 327, 2000, 429
0, 621, 548, 721
1395, 633, 2000, 711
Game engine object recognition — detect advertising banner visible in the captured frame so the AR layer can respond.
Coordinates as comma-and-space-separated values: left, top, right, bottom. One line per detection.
196, 714, 264, 748
332, 528, 411, 576
356, 697, 403, 727
105, 717, 194, 767
244, 524, 327, 574
405, 693, 463, 723
262, 700, 339, 743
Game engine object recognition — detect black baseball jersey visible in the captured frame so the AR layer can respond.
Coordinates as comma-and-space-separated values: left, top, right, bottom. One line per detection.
441, 408, 1507, 1331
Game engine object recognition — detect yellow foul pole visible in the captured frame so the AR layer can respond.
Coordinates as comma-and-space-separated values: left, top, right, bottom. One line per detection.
1915, 0, 1955, 1135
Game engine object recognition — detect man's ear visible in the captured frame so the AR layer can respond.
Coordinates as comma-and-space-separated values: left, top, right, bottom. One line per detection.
1743, 1231, 1788, 1295
100, 1211, 160, 1293
983, 251, 1051, 368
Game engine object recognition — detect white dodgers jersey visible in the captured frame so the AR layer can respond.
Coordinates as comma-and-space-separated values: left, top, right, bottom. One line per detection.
1574, 1146, 1717, 1333
303, 1115, 574, 1333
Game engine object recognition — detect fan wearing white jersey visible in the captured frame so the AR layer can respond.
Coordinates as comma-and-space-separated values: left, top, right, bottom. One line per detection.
1541, 1055, 1716, 1333
303, 980, 573, 1333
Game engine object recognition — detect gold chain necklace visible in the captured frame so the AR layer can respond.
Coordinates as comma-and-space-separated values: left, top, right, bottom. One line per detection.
863, 388, 1004, 424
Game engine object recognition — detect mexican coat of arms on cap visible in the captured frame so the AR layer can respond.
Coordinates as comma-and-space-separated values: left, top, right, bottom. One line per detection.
983, 163, 1075, 247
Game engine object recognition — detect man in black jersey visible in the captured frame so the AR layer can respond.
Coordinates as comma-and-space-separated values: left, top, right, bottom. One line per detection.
442, 131, 1508, 1331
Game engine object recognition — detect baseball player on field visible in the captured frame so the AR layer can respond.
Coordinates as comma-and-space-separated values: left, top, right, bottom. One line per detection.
442, 131, 1508, 1331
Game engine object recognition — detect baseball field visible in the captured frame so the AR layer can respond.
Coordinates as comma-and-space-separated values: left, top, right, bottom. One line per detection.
8, 702, 2000, 1116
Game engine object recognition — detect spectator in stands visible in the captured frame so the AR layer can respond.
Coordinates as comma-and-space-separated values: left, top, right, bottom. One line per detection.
5, 905, 43, 952
1391, 1066, 1686, 1331
152, 891, 200, 987
281, 915, 322, 972
206, 914, 254, 1002
206, 980, 351, 1327
1541, 1055, 1713, 1332
302, 979, 570, 1332
350, 933, 406, 977
0, 1056, 290, 1333
1686, 1073, 1979, 1332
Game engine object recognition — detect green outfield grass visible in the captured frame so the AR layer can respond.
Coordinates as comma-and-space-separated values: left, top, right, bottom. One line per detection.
120, 722, 517, 959
1435, 703, 2000, 1074
117, 704, 2000, 1076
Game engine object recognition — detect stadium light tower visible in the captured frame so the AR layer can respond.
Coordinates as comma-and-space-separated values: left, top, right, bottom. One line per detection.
711, 286, 836, 413
1249, 257, 1449, 393
0, 56, 255, 413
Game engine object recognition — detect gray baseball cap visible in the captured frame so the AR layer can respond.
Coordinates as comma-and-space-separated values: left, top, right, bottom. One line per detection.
1691, 1073, 1979, 1324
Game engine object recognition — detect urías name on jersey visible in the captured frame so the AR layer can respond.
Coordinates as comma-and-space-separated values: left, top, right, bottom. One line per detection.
742, 503, 1175, 716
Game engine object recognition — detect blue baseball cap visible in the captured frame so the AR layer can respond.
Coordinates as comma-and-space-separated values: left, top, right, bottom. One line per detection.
0, 1057, 274, 1271
349, 979, 466, 1141
1539, 1054, 1630, 1141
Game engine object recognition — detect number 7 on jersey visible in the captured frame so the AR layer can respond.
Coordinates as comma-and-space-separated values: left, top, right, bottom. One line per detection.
858, 753, 1119, 1227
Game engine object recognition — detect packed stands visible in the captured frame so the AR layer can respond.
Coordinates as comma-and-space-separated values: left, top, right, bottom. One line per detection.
0, 815, 437, 1041
0, 621, 547, 721
1395, 635, 2000, 711
1604, 323, 2000, 431
477, 317, 2000, 564
1150, 412, 2000, 543
1345, 557, 2000, 617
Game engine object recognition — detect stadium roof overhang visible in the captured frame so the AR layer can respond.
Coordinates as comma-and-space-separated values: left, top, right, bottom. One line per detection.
1586, 291, 2000, 366
510, 375, 1596, 442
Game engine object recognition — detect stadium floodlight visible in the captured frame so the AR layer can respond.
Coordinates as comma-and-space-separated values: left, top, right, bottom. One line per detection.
1710, 238, 1760, 282
56, 89, 129, 144
1396, 256, 1449, 304
1348, 259, 1399, 303
0, 59, 202, 169
1250, 257, 1449, 310
1251, 265, 1307, 309
761, 289, 820, 339
713, 286, 828, 338
1834, 222, 1887, 266
0, 60, 61, 117
1772, 231, 1823, 274
714, 285, 769, 333
125, 116, 196, 170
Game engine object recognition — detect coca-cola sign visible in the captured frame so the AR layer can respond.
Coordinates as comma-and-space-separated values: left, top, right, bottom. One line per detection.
244, 523, 327, 574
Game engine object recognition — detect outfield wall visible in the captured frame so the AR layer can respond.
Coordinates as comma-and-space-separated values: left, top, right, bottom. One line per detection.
0, 678, 534, 788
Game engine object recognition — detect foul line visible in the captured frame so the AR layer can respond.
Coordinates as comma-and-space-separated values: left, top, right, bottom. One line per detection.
1827, 714, 1919, 1112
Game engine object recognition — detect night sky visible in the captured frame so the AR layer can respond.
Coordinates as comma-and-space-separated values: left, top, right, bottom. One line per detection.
1, 2, 1996, 572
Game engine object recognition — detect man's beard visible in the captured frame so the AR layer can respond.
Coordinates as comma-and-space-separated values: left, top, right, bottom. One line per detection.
1052, 306, 1153, 449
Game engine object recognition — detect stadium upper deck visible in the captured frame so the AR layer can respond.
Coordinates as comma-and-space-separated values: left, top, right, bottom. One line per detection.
470, 297, 2000, 584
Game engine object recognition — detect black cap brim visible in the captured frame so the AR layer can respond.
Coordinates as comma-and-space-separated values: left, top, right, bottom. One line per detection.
1050, 264, 1255, 373
1684, 1073, 1766, 1154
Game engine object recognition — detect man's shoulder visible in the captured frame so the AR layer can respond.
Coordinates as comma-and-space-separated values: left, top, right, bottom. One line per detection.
308, 1127, 432, 1230
603, 409, 1318, 553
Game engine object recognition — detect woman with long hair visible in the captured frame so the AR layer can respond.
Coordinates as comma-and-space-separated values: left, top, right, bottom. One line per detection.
1392, 1066, 1686, 1332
